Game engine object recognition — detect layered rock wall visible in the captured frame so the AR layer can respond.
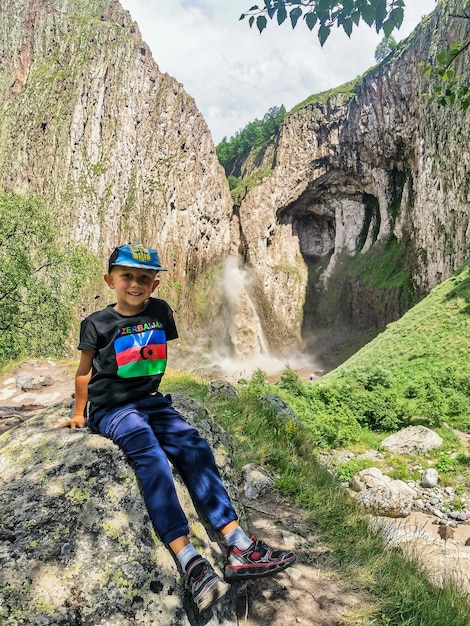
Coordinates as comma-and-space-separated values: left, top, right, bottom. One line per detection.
1, 0, 469, 363
0, 0, 232, 332
234, 1, 470, 359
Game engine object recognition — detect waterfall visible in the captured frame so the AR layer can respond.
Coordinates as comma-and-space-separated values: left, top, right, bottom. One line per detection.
210, 256, 319, 380
220, 255, 269, 359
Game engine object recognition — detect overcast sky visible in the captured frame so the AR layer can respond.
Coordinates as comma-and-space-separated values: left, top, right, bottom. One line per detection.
119, 1, 436, 144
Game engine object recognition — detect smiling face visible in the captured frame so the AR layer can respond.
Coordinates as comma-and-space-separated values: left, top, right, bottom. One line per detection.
104, 265, 160, 315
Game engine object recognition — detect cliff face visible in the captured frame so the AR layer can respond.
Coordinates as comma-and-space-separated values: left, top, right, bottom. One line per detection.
233, 1, 470, 363
0, 0, 232, 333
1, 0, 469, 367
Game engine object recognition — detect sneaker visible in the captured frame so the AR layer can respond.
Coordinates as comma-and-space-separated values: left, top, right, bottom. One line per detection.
224, 536, 296, 581
185, 555, 231, 612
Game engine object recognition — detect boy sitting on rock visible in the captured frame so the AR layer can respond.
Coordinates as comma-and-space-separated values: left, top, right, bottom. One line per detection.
56, 243, 295, 612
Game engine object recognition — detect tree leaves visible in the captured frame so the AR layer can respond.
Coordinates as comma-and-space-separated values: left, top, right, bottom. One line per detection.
421, 40, 470, 110
240, 0, 469, 111
0, 193, 101, 362
257, 15, 268, 32
290, 6, 302, 28
240, 0, 408, 43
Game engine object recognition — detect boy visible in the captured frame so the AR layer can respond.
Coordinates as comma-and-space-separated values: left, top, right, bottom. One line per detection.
56, 243, 296, 612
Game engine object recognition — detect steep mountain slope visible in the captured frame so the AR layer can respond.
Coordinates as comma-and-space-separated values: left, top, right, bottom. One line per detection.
231, 1, 470, 365
1, 0, 469, 369
0, 0, 232, 335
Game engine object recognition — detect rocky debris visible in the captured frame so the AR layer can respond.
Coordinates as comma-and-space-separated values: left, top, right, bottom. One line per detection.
407, 481, 470, 522
319, 425, 470, 527
380, 425, 444, 454
0, 361, 73, 435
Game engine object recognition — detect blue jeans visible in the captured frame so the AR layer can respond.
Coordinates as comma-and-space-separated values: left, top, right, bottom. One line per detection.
88, 394, 238, 545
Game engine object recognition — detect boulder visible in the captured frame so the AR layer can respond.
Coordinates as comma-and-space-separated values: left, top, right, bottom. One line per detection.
16, 371, 55, 391
242, 463, 274, 500
0, 393, 244, 625
421, 468, 439, 488
356, 480, 417, 518
260, 393, 302, 428
350, 467, 390, 492
380, 426, 443, 454
208, 379, 239, 401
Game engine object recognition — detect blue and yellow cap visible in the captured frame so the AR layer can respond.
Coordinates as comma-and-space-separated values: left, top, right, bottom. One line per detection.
108, 244, 167, 273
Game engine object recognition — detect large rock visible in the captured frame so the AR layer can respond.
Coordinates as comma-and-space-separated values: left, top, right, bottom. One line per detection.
233, 3, 470, 357
352, 467, 417, 518
0, 0, 233, 345
355, 480, 417, 518
0, 394, 244, 625
380, 426, 443, 454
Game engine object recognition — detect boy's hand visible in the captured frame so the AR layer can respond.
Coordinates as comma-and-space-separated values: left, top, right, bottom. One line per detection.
55, 414, 87, 430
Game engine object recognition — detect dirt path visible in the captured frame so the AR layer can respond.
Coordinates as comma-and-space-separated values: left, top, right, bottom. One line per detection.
234, 492, 366, 625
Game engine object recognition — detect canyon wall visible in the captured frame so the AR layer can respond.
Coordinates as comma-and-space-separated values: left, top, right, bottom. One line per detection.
0, 0, 232, 334
233, 1, 470, 363
1, 0, 469, 366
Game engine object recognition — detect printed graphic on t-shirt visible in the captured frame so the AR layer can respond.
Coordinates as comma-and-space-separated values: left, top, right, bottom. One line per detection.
114, 324, 167, 378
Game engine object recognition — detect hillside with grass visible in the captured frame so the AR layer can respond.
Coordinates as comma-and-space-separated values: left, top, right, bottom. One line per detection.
162, 259, 470, 625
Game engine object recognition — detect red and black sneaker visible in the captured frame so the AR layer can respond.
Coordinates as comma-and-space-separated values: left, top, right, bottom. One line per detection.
185, 555, 231, 612
224, 536, 296, 582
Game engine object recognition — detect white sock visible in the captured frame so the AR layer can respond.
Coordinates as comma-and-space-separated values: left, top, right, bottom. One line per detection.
224, 527, 253, 551
176, 543, 200, 571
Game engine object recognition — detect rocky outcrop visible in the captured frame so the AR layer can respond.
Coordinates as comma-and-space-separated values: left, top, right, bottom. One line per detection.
0, 395, 243, 625
380, 426, 444, 455
233, 1, 470, 361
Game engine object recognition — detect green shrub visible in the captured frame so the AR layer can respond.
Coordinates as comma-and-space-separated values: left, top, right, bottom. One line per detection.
0, 192, 100, 362
335, 458, 376, 483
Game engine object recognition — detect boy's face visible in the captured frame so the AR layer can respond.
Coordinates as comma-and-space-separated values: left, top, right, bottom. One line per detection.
104, 265, 160, 313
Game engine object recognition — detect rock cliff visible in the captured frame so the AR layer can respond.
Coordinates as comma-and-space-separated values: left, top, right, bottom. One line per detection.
0, 0, 232, 335
1, 0, 469, 367
232, 1, 470, 363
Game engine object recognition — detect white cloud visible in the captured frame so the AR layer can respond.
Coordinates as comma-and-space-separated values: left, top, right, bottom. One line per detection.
120, 0, 436, 143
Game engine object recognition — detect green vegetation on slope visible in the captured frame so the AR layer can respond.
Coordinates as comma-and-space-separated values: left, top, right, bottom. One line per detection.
163, 261, 470, 624
216, 105, 285, 175
163, 364, 470, 625
289, 77, 360, 113
289, 257, 470, 445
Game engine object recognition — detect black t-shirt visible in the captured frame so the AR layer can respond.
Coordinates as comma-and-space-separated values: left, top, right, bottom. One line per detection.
78, 297, 178, 416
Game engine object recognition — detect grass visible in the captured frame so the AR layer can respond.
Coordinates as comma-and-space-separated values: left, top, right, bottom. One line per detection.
289, 78, 360, 113
160, 260, 470, 624
162, 366, 470, 625
328, 261, 470, 386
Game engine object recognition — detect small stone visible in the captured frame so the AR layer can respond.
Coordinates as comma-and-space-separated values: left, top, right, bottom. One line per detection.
421, 468, 439, 488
